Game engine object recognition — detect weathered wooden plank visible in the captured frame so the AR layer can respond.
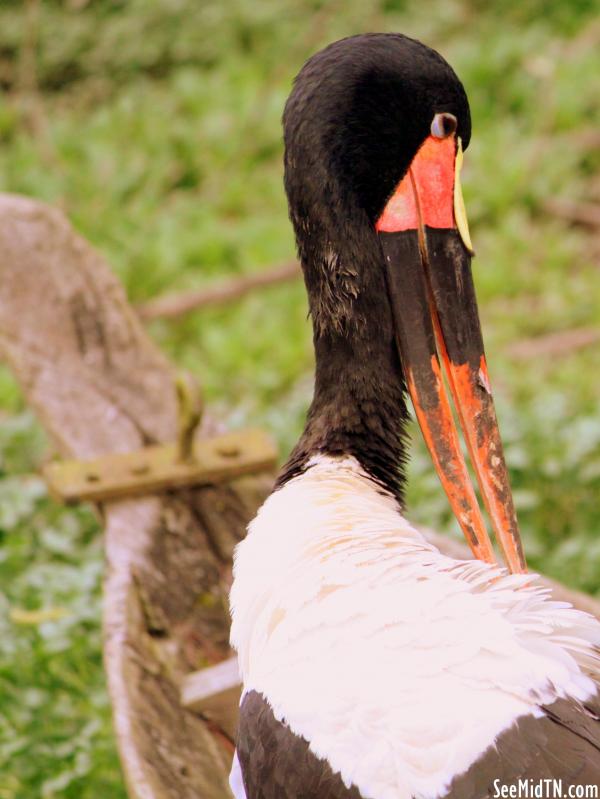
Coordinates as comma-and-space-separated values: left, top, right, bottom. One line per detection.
181, 658, 241, 741
0, 193, 273, 799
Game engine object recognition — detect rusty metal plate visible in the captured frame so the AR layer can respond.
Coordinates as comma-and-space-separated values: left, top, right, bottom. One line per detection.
44, 428, 278, 504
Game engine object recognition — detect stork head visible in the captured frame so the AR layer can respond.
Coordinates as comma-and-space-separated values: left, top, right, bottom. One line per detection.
283, 34, 526, 574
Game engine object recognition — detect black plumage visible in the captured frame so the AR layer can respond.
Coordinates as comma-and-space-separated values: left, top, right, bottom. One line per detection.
237, 691, 600, 798
237, 691, 361, 799
277, 34, 471, 501
445, 692, 600, 797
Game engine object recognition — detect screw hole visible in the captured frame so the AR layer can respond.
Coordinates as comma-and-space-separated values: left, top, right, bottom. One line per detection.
216, 445, 240, 458
131, 463, 150, 476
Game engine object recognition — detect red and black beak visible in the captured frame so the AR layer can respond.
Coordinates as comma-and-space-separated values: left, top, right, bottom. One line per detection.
377, 133, 527, 574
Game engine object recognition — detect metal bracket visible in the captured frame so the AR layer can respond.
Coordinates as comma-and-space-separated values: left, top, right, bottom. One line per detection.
43, 373, 277, 504
43, 428, 277, 504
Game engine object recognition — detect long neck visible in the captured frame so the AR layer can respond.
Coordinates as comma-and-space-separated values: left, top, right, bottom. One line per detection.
277, 268, 410, 502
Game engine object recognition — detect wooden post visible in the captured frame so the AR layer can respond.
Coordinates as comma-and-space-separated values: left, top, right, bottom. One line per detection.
0, 194, 273, 799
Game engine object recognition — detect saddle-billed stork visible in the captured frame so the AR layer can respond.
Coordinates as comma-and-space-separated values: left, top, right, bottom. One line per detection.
229, 33, 600, 798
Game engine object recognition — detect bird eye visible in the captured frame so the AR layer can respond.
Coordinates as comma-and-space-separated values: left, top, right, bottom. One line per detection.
431, 112, 457, 139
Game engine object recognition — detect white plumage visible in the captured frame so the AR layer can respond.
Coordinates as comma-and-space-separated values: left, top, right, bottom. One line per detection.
230, 455, 600, 799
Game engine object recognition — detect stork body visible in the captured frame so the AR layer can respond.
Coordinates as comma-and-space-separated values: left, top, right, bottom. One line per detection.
231, 457, 600, 798
229, 34, 600, 799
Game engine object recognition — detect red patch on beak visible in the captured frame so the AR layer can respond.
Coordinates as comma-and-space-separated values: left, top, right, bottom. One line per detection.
376, 136, 456, 233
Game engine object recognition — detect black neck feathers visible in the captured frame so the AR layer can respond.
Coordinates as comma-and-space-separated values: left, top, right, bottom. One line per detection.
276, 34, 470, 500
276, 259, 410, 501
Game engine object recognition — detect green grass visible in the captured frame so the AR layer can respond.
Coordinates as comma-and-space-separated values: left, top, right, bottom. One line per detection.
1, 0, 599, 794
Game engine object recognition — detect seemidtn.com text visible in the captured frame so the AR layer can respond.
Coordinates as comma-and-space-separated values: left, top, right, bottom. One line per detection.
493, 780, 598, 799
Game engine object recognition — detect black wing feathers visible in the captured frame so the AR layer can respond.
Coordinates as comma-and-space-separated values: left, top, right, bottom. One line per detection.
236, 691, 362, 799
444, 691, 600, 799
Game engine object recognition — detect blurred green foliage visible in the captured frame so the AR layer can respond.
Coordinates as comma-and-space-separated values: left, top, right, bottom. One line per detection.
0, 0, 599, 795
